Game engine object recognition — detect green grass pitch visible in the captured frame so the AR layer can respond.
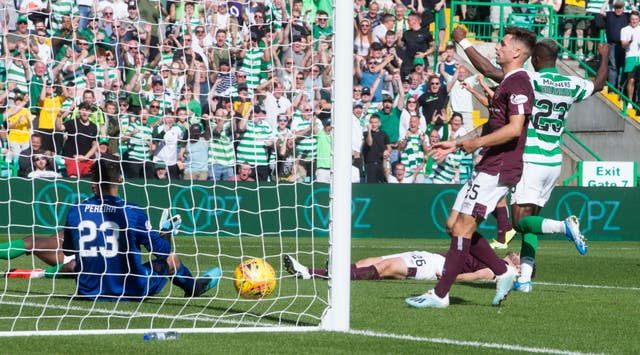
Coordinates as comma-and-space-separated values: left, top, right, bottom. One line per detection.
0, 237, 638, 354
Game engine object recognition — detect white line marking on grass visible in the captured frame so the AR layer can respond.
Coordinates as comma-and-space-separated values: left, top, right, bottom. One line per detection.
348, 329, 602, 355
537, 282, 640, 291
0, 300, 271, 328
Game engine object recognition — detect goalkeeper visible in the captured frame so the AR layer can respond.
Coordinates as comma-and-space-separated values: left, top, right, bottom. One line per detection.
1, 154, 221, 300
0, 210, 184, 279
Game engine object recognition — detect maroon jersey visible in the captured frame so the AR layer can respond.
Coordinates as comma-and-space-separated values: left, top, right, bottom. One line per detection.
475, 69, 533, 185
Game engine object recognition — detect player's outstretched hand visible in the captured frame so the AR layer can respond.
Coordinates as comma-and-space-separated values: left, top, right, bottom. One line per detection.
451, 27, 467, 43
428, 140, 457, 160
159, 209, 182, 240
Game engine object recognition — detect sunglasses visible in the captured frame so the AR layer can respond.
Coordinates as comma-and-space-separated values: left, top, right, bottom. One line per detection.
150, 105, 160, 108
278, 118, 288, 122
196, 30, 204, 33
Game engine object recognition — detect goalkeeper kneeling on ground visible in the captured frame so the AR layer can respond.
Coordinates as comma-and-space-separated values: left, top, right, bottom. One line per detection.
0, 153, 221, 300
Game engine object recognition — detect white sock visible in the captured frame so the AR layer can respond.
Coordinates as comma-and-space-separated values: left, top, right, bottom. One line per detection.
518, 257, 534, 283
541, 219, 566, 234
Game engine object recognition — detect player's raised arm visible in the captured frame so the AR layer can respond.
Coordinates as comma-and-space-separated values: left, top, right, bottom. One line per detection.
593, 43, 610, 92
452, 27, 504, 83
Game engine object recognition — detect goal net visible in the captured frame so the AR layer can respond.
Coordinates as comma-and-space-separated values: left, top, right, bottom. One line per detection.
0, 0, 351, 335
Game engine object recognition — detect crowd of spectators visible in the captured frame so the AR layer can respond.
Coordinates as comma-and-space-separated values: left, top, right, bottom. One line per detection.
0, 0, 618, 184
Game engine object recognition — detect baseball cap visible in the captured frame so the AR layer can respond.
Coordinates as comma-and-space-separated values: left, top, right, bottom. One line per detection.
99, 138, 109, 145
371, 42, 383, 51
152, 75, 163, 84
253, 105, 266, 114
414, 57, 425, 66
361, 87, 371, 95
17, 15, 28, 24
353, 101, 363, 109
382, 95, 394, 103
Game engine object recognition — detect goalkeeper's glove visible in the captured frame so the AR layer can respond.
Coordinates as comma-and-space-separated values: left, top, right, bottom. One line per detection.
159, 208, 182, 240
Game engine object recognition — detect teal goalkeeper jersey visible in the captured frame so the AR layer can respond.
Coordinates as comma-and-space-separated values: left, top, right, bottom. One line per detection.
524, 68, 594, 166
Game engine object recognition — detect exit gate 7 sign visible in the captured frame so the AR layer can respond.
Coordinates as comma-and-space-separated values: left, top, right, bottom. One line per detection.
579, 161, 638, 187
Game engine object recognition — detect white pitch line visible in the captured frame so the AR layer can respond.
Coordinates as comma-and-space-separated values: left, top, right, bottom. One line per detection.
0, 300, 274, 328
535, 282, 640, 291
347, 329, 603, 355
0, 301, 610, 354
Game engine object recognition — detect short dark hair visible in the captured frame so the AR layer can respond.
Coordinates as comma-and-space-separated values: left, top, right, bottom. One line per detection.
78, 101, 93, 110
92, 153, 122, 186
503, 26, 537, 58
535, 38, 560, 60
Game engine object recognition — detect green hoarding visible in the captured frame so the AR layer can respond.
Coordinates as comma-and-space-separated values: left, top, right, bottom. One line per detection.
0, 179, 637, 241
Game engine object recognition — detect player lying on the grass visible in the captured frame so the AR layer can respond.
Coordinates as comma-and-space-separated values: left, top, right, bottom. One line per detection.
451, 27, 606, 292
284, 251, 520, 282
62, 153, 221, 300
2, 154, 220, 300
0, 208, 182, 279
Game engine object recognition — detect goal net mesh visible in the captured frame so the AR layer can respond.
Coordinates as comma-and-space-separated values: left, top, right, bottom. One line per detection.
0, 0, 345, 335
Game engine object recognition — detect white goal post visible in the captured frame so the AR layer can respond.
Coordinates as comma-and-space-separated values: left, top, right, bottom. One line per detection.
0, 0, 352, 336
